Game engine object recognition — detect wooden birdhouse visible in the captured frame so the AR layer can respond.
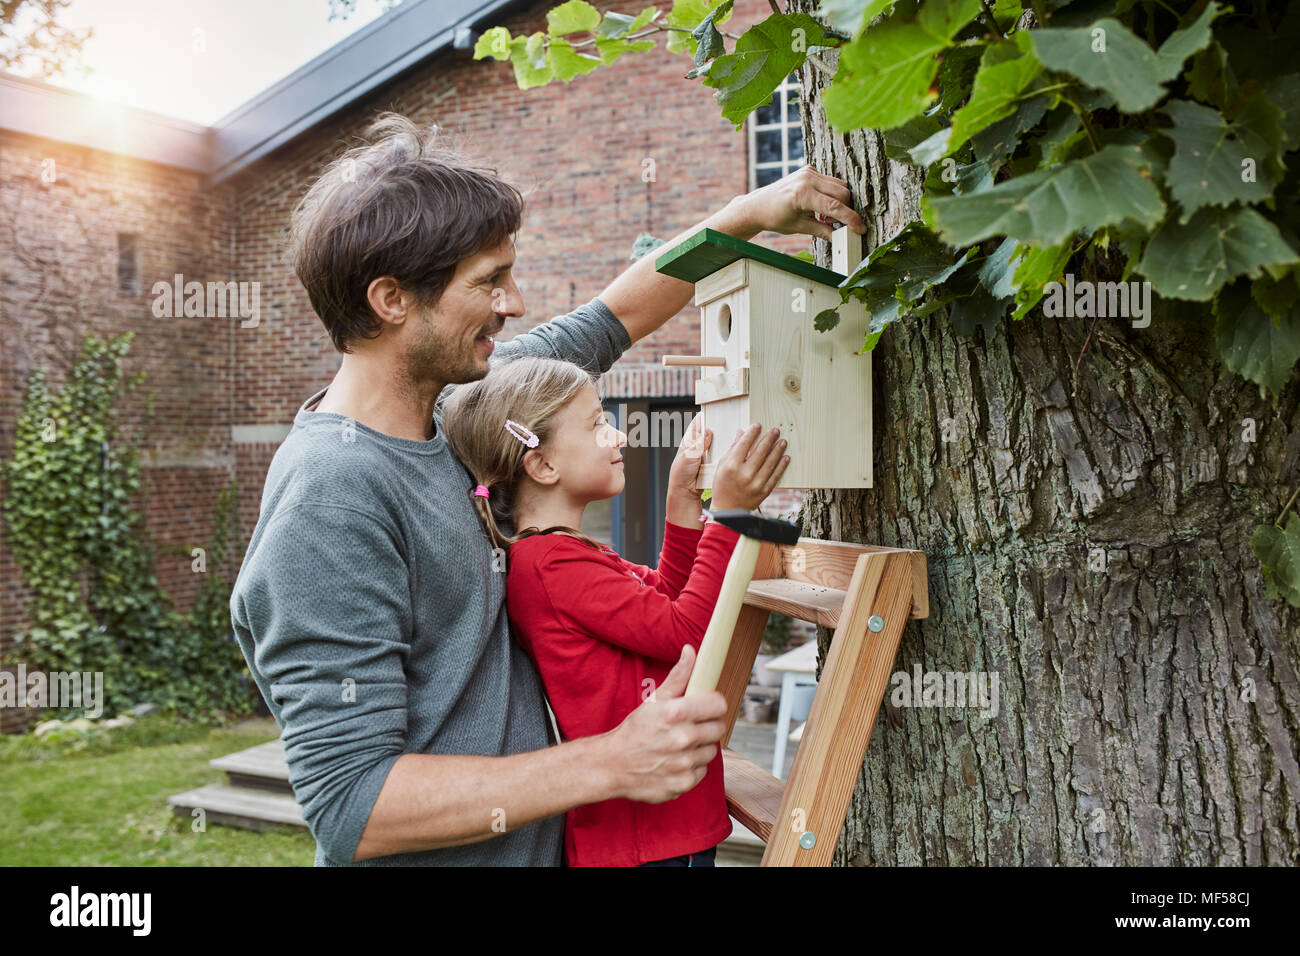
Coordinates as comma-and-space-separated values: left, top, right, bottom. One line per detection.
656, 227, 871, 491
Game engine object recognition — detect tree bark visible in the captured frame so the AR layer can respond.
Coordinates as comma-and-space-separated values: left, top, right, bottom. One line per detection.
789, 0, 1300, 865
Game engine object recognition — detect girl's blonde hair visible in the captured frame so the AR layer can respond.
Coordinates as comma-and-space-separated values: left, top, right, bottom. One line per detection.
441, 356, 609, 554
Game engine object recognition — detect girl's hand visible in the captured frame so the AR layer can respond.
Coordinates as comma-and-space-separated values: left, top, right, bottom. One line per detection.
711, 423, 789, 512
667, 414, 711, 501
665, 415, 711, 528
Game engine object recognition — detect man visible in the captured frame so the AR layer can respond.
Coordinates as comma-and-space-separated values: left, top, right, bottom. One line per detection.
229, 112, 865, 865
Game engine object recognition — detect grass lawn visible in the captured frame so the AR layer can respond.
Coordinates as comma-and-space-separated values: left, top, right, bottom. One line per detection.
0, 718, 317, 866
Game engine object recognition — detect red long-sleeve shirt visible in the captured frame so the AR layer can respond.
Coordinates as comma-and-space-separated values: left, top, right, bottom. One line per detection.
506, 518, 741, 867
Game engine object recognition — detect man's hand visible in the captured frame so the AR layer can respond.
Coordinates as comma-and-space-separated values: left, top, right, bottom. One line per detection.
602, 165, 866, 345
602, 644, 730, 803
719, 165, 867, 241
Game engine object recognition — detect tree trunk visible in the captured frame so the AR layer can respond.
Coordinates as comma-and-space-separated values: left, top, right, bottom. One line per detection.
789, 0, 1300, 865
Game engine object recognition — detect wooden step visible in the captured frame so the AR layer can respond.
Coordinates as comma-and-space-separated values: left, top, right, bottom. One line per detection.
168, 783, 305, 830
209, 739, 293, 793
745, 577, 847, 628
721, 748, 783, 843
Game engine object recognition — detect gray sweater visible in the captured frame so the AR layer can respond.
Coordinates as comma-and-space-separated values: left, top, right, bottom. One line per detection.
229, 297, 632, 865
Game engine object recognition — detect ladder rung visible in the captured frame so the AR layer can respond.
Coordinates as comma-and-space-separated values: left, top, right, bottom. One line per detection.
722, 747, 783, 843
744, 577, 846, 628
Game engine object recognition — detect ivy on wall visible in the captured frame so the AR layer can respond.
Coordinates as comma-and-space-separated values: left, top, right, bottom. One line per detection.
2, 332, 258, 722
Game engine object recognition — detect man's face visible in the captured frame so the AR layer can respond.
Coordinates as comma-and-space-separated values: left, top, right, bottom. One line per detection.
401, 235, 524, 387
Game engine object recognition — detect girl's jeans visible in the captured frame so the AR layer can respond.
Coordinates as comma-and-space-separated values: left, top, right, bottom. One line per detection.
637, 845, 717, 867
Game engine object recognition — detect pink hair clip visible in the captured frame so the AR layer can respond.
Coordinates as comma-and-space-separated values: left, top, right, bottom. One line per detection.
473, 484, 490, 499
504, 419, 539, 448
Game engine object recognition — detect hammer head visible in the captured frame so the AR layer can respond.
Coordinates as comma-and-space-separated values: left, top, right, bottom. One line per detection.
709, 509, 801, 544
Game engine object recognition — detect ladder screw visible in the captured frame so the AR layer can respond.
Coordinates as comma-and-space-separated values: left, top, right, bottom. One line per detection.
799, 831, 816, 850
867, 615, 884, 633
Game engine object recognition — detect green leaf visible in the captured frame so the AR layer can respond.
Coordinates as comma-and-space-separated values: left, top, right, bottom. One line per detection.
598, 12, 635, 38
1138, 206, 1300, 301
813, 308, 841, 332
944, 33, 1042, 157
702, 14, 836, 128
948, 283, 1006, 337
908, 126, 952, 166
963, 94, 1052, 190
1154, 1, 1224, 78
923, 144, 1166, 247
691, 0, 733, 70
474, 26, 513, 61
1264, 74, 1300, 152
976, 237, 1022, 299
548, 37, 603, 81
823, 0, 983, 133
594, 36, 656, 65
1028, 4, 1221, 114
814, 0, 895, 37
1252, 514, 1300, 607
1186, 40, 1237, 111
1159, 98, 1285, 221
839, 221, 974, 350
630, 6, 659, 32
598, 7, 658, 39
793, 250, 816, 262
883, 114, 945, 163
1010, 242, 1073, 319
1252, 271, 1300, 319
1213, 280, 1300, 397
1030, 103, 1085, 166
509, 33, 554, 88
547, 1, 601, 36
932, 41, 982, 115
667, 0, 733, 57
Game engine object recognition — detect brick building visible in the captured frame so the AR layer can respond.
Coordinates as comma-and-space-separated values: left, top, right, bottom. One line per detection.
0, 0, 813, 730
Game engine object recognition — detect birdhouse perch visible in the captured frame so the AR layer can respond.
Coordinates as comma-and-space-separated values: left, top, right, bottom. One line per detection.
656, 226, 871, 491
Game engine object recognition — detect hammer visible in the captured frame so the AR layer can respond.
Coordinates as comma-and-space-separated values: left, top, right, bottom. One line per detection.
685, 509, 802, 697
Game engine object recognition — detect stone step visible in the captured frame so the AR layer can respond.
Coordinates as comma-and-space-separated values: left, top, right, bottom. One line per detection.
209, 739, 293, 793
168, 783, 306, 831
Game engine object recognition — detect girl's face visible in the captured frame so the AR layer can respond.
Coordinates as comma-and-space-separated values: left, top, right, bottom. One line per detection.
543, 383, 628, 503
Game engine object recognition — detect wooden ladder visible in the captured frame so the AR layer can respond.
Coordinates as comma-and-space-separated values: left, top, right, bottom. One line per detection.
718, 536, 928, 866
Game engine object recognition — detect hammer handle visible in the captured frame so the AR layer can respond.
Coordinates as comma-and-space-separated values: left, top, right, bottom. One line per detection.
685, 534, 762, 697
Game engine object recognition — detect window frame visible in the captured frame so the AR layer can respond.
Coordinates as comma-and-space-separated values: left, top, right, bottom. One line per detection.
747, 73, 805, 191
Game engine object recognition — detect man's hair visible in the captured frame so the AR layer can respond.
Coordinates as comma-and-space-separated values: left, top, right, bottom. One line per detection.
288, 112, 525, 353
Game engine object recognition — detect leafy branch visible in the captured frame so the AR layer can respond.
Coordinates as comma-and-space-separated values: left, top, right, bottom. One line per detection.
478, 0, 1300, 604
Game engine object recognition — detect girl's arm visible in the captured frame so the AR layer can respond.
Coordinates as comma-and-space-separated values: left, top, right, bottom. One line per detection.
531, 522, 741, 664
642, 517, 706, 600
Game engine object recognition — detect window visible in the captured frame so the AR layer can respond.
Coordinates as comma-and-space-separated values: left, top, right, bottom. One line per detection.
117, 233, 138, 293
749, 73, 804, 189
589, 399, 696, 564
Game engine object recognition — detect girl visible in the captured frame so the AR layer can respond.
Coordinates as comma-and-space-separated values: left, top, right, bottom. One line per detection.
442, 355, 790, 867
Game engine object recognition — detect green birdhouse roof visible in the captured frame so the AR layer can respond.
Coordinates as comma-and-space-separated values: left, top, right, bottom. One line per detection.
654, 228, 844, 287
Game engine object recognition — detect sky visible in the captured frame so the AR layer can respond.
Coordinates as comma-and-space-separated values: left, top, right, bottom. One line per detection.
35, 0, 397, 125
